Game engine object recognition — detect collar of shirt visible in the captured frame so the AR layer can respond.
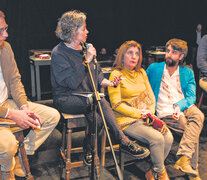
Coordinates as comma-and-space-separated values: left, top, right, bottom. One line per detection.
164, 64, 179, 78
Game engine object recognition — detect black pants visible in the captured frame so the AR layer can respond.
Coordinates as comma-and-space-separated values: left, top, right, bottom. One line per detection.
54, 95, 126, 143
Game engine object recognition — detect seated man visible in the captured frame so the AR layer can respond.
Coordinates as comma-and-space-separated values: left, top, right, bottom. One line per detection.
146, 38, 204, 180
0, 10, 60, 179
197, 34, 207, 93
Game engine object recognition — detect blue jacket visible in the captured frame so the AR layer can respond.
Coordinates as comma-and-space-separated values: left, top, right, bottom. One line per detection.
146, 62, 196, 111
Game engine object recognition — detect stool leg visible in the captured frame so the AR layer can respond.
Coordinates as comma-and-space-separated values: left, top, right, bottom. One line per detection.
65, 127, 72, 180
60, 121, 66, 178
119, 147, 125, 173
100, 130, 106, 167
14, 131, 34, 180
0, 165, 2, 180
198, 91, 204, 108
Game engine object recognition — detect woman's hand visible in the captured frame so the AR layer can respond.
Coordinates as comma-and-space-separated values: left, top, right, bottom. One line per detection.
112, 74, 122, 87
101, 78, 115, 87
86, 44, 96, 63
173, 104, 181, 120
101, 74, 122, 88
141, 107, 151, 119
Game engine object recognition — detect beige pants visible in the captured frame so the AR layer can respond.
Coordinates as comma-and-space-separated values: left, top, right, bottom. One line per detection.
178, 105, 204, 170
162, 105, 204, 170
0, 127, 17, 172
0, 99, 60, 171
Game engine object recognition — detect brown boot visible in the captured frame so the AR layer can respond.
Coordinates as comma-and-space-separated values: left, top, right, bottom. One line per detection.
157, 168, 170, 180
145, 169, 155, 180
14, 155, 26, 177
1, 170, 15, 180
174, 156, 198, 177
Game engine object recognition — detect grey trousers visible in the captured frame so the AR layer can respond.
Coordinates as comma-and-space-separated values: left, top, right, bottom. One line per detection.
123, 119, 173, 172
162, 105, 204, 170
0, 99, 60, 171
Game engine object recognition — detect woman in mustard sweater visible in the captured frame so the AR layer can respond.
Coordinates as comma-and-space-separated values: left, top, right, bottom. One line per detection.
108, 41, 173, 180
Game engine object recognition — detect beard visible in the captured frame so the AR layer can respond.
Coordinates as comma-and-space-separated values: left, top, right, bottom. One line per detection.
165, 58, 178, 67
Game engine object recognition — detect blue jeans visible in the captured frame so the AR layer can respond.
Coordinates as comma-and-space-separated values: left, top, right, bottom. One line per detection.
123, 119, 173, 172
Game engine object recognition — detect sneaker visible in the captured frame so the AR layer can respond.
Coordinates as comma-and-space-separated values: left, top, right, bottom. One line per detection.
120, 141, 150, 159
83, 135, 92, 166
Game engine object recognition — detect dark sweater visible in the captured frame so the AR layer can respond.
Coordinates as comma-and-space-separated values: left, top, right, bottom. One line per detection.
51, 42, 104, 97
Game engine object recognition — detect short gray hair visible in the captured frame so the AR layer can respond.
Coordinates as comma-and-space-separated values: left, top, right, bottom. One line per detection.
55, 10, 86, 43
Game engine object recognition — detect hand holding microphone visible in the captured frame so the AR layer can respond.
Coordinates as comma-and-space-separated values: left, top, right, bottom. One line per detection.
85, 43, 97, 63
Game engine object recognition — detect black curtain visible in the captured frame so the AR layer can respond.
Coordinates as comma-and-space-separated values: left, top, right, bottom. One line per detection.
1, 0, 206, 96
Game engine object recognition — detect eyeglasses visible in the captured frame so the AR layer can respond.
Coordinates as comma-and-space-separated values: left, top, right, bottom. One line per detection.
0, 26, 8, 35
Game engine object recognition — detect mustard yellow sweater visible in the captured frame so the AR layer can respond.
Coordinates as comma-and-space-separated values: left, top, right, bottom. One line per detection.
108, 68, 155, 130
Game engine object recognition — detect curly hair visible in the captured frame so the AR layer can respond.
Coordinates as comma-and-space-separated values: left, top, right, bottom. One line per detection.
165, 38, 188, 58
113, 40, 143, 72
55, 10, 86, 43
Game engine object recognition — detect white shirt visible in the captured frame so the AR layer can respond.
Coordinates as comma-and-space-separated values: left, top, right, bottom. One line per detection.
156, 65, 184, 118
0, 63, 8, 104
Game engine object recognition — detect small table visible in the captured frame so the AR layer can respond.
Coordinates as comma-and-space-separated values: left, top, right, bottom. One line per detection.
30, 56, 51, 101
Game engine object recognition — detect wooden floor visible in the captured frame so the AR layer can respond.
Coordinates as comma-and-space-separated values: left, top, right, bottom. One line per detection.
16, 104, 207, 180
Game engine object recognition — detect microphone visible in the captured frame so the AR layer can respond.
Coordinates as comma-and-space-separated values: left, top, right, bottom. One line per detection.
86, 43, 97, 64
86, 43, 93, 49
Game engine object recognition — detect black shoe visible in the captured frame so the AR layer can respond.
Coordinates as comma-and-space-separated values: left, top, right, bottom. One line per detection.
120, 141, 150, 159
83, 135, 92, 166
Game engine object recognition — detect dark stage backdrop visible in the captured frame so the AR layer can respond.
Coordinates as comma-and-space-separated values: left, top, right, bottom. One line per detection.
1, 0, 206, 96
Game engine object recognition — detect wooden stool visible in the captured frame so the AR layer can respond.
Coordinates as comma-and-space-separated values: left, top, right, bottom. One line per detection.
0, 165, 1, 179
197, 90, 205, 108
60, 113, 107, 180
101, 137, 125, 172
12, 127, 34, 180
0, 119, 34, 180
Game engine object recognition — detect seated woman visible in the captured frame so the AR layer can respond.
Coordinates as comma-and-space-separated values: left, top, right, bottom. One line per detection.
50, 10, 149, 166
108, 40, 174, 179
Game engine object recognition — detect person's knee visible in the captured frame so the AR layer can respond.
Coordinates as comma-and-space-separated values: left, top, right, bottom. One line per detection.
189, 105, 205, 125
0, 130, 17, 158
151, 133, 165, 146
166, 131, 174, 146
52, 108, 61, 125
45, 107, 60, 126
195, 109, 205, 125
199, 112, 205, 129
